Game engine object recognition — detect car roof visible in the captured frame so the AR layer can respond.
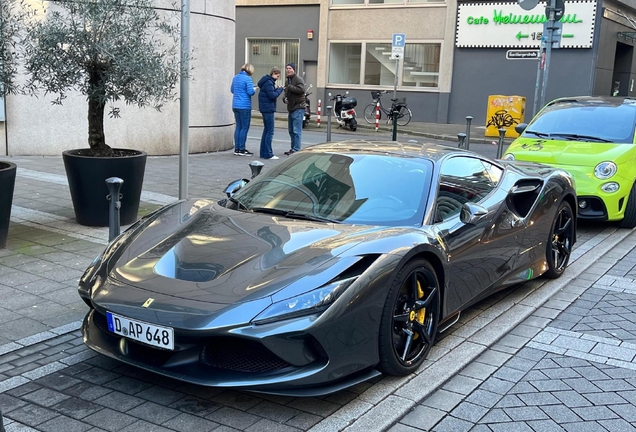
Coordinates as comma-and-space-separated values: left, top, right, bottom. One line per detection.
304, 140, 473, 163
547, 95, 636, 108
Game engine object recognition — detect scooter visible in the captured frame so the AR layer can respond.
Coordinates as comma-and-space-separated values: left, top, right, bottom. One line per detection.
303, 84, 313, 128
328, 91, 357, 131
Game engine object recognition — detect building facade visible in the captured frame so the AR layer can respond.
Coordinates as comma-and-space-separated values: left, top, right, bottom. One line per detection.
1, 0, 235, 156
237, 0, 636, 125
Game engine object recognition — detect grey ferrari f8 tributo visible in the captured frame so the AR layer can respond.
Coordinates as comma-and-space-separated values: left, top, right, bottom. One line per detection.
79, 141, 576, 395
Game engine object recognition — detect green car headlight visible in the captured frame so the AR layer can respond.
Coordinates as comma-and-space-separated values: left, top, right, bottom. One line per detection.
253, 277, 357, 325
502, 153, 515, 161
594, 161, 617, 179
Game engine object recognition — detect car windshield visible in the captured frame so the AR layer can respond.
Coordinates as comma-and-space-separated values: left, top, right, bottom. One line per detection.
232, 152, 433, 227
522, 102, 636, 143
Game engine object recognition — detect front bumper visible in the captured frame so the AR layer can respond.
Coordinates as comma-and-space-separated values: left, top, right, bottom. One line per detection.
82, 308, 380, 396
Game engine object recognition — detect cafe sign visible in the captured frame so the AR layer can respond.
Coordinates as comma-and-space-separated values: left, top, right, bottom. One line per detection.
456, 1, 597, 48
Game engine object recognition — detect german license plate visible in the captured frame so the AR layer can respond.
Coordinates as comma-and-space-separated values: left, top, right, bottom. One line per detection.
106, 312, 174, 350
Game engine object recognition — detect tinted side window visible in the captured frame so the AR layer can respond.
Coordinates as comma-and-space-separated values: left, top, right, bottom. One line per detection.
436, 157, 500, 221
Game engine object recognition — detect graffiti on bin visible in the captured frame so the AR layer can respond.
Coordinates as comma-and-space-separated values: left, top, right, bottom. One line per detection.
487, 109, 520, 130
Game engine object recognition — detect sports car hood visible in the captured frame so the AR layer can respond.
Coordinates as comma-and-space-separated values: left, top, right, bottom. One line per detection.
508, 138, 636, 167
107, 200, 383, 305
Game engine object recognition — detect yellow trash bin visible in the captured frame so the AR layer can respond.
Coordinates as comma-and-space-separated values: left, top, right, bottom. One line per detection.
485, 95, 526, 138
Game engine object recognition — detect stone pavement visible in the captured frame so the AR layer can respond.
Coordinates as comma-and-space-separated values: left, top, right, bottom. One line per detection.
0, 125, 635, 432
393, 232, 636, 432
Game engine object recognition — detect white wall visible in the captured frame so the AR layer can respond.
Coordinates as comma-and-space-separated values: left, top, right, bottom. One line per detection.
4, 0, 235, 156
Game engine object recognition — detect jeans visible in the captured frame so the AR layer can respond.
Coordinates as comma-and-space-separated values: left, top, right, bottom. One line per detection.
288, 108, 304, 152
260, 112, 275, 158
233, 108, 251, 151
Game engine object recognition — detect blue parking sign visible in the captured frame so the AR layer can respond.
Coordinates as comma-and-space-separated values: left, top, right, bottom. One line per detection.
392, 33, 406, 48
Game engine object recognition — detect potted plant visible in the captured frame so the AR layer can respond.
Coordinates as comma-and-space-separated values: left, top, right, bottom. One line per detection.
8, 0, 185, 226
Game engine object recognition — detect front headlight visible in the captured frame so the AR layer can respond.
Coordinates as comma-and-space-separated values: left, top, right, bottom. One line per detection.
252, 277, 357, 324
502, 153, 515, 161
594, 161, 617, 179
601, 182, 620, 193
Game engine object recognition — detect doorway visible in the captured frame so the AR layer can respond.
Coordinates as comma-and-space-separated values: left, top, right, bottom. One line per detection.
612, 41, 633, 96
303, 61, 317, 115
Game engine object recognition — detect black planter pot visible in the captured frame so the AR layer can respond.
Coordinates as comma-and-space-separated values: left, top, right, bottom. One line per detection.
63, 149, 147, 227
0, 161, 17, 249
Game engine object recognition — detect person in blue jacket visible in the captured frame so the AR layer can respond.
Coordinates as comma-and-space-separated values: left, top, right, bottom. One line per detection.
257, 67, 284, 160
230, 63, 256, 156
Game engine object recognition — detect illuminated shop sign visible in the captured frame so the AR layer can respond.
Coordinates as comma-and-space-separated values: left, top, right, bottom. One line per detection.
456, 1, 596, 48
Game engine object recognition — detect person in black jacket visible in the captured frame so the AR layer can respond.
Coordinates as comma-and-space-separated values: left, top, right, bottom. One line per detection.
282, 63, 305, 156
257, 67, 284, 160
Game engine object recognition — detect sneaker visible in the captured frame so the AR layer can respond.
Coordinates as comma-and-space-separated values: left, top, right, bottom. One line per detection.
266, 155, 279, 160
284, 150, 296, 156
234, 149, 253, 156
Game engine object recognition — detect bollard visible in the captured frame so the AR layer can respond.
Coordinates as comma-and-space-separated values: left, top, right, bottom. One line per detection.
326, 105, 333, 142
249, 160, 264, 179
375, 101, 380, 132
497, 128, 506, 159
457, 133, 467, 149
105, 177, 124, 242
317, 99, 322, 127
391, 109, 399, 141
465, 116, 473, 150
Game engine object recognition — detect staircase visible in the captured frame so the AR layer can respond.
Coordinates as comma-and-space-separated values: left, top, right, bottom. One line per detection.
368, 46, 438, 87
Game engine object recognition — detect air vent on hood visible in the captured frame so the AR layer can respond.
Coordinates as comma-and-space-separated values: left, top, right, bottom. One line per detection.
154, 246, 224, 282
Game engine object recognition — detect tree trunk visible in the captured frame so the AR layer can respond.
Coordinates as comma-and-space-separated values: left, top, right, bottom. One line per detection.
87, 69, 113, 157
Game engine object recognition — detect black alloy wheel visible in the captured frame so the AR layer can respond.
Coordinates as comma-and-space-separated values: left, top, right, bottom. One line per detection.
378, 259, 440, 375
545, 200, 574, 279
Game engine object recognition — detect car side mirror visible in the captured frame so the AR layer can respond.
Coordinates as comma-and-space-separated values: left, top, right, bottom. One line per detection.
225, 179, 248, 198
515, 123, 528, 135
460, 202, 488, 225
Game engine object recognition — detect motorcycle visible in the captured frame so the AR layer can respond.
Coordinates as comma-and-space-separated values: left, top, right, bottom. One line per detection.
303, 84, 313, 128
328, 91, 357, 131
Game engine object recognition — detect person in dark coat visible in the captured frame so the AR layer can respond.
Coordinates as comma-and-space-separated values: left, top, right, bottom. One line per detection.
283, 63, 305, 155
257, 67, 284, 160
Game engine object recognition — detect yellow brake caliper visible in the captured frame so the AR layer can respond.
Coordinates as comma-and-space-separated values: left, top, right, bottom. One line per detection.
412, 279, 426, 339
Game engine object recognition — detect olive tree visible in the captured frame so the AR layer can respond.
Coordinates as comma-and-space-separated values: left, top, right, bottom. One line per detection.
18, 0, 185, 156
0, 0, 31, 96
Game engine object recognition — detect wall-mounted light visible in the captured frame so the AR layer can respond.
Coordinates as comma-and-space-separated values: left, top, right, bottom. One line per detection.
307, 29, 314, 40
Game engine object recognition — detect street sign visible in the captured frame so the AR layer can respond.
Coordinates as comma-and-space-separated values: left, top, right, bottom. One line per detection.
506, 49, 539, 59
545, 0, 565, 20
391, 33, 405, 59
518, 0, 539, 11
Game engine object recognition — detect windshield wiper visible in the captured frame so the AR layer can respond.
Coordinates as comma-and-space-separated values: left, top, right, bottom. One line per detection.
550, 133, 613, 143
251, 207, 341, 224
523, 130, 551, 138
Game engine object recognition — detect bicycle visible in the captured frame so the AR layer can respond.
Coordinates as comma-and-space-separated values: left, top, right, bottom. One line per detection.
363, 90, 412, 126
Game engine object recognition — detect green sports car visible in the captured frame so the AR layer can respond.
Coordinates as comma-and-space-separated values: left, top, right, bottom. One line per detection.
504, 96, 636, 229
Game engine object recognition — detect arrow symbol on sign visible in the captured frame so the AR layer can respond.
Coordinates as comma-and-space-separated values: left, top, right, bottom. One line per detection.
516, 31, 529, 40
